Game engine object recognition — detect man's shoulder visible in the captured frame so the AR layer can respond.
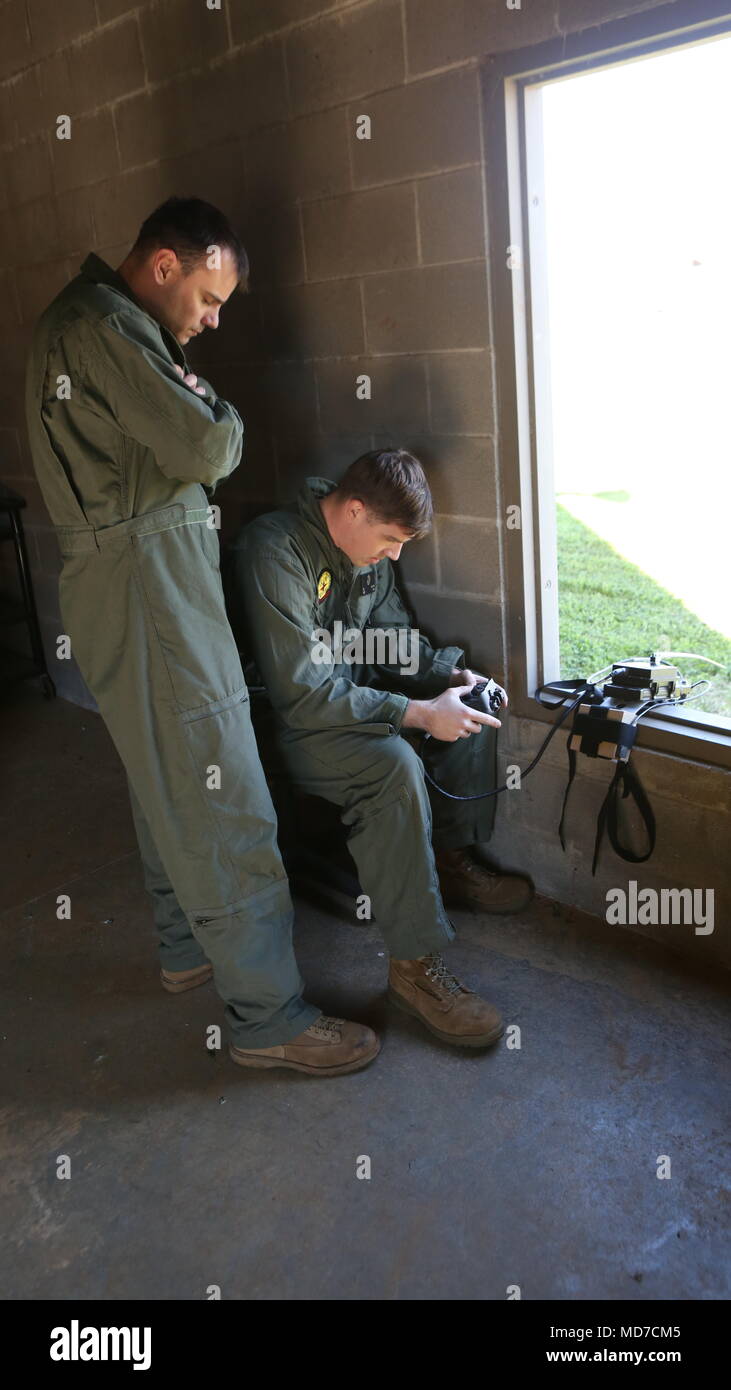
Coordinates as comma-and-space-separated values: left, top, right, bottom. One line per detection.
30, 275, 150, 362
233, 504, 311, 561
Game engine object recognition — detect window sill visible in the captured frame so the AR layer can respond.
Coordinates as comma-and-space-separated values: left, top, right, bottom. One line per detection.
515, 694, 731, 771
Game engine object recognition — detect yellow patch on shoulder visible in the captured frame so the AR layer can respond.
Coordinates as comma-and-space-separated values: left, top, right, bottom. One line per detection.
317, 569, 332, 603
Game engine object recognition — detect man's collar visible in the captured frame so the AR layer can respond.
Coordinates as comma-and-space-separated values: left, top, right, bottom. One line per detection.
80, 252, 144, 309
296, 477, 341, 560
79, 252, 187, 367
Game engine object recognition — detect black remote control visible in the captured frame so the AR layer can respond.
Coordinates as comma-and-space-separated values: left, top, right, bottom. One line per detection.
459, 678, 504, 716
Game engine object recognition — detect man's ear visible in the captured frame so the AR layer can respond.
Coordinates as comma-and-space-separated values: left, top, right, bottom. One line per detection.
347, 497, 365, 523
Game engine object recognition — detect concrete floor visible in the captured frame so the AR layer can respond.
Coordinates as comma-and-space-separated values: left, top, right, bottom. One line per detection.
1, 685, 729, 1301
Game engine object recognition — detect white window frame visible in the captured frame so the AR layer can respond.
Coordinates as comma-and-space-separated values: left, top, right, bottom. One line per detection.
482, 0, 731, 770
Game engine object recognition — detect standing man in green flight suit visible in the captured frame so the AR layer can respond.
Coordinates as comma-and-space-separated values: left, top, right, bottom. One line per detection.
230, 450, 534, 1052
24, 195, 383, 1078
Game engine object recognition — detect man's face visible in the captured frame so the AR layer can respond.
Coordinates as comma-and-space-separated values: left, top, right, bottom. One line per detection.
150, 246, 240, 345
340, 501, 416, 568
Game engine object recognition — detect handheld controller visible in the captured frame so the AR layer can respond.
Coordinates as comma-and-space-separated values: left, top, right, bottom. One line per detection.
459, 677, 505, 717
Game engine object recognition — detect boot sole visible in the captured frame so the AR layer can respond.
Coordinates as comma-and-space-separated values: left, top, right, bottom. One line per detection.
388, 987, 504, 1048
228, 1036, 381, 1076
160, 966, 213, 994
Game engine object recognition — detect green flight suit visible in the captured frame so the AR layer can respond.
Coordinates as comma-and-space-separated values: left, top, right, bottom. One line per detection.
230, 477, 498, 958
24, 252, 321, 1048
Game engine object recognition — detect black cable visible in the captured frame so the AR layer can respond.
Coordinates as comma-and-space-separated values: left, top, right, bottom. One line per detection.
419, 683, 593, 801
420, 674, 709, 803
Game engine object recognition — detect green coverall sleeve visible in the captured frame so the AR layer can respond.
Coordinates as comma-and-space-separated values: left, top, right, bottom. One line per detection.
76, 310, 244, 488
236, 539, 409, 734
365, 561, 465, 696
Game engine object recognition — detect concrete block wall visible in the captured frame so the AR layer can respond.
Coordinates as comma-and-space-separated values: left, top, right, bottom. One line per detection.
1, 0, 728, 960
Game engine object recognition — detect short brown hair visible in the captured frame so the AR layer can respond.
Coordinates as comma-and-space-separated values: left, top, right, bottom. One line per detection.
337, 449, 433, 538
131, 196, 249, 291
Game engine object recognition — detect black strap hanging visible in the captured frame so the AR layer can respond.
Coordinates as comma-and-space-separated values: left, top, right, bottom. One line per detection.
594, 759, 656, 875
557, 726, 656, 875
423, 675, 662, 874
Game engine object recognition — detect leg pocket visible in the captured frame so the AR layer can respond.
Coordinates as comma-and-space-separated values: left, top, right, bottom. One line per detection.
132, 524, 245, 714
179, 691, 289, 908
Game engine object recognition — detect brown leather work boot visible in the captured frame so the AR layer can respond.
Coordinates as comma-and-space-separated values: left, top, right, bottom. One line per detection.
229, 1015, 381, 1076
436, 848, 533, 914
160, 962, 213, 993
388, 953, 504, 1048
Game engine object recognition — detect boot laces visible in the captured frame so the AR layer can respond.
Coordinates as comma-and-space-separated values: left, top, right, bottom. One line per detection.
420, 952, 463, 994
308, 1015, 344, 1039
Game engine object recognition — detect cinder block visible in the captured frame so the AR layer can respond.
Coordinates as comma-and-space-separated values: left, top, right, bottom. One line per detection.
405, 0, 559, 76
404, 589, 503, 671
558, 0, 671, 33
245, 108, 351, 206
231, 0, 347, 45
172, 138, 247, 217
397, 528, 437, 587
26, 0, 96, 63
260, 279, 364, 359
34, 51, 75, 135
215, 424, 276, 508
364, 263, 489, 352
189, 294, 265, 371
87, 243, 128, 275
317, 356, 428, 434
0, 208, 14, 272
139, 0, 229, 85
50, 109, 117, 194
489, 805, 730, 967
96, 0, 141, 21
4, 136, 52, 207
16, 259, 72, 325
630, 796, 729, 889
417, 166, 485, 264
438, 516, 500, 598
266, 362, 320, 436
629, 746, 730, 812
55, 184, 95, 258
114, 84, 196, 169
275, 433, 373, 499
2, 65, 42, 146
90, 165, 168, 250
286, 0, 404, 117
0, 0, 32, 82
190, 42, 290, 150
245, 203, 305, 289
303, 184, 418, 280
67, 17, 145, 110
494, 727, 730, 891
350, 67, 481, 188
208, 364, 269, 431
429, 350, 495, 433
395, 433, 496, 519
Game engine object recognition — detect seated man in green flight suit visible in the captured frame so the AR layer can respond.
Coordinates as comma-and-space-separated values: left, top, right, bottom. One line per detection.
230, 449, 534, 1051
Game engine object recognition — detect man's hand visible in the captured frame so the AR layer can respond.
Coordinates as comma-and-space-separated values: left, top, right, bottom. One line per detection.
402, 686, 502, 740
449, 667, 509, 710
174, 363, 207, 396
